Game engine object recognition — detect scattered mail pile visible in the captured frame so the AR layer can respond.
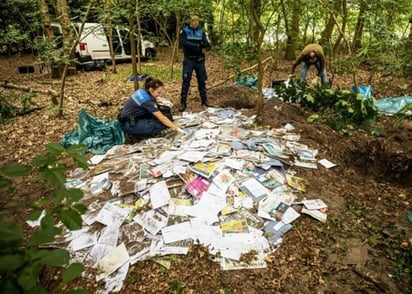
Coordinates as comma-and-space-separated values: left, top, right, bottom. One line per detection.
60, 108, 332, 293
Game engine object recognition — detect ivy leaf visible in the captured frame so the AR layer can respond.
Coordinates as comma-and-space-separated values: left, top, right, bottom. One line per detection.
59, 208, 83, 230
27, 209, 44, 221
0, 254, 25, 271
73, 154, 88, 170
17, 264, 40, 291
45, 142, 65, 155
28, 226, 61, 246
0, 221, 23, 245
44, 168, 66, 188
66, 188, 83, 203
31, 155, 54, 167
0, 175, 12, 190
52, 188, 65, 203
67, 144, 87, 154
62, 263, 84, 282
66, 290, 89, 294
25, 286, 48, 294
38, 248, 70, 267
0, 164, 31, 177
73, 203, 87, 214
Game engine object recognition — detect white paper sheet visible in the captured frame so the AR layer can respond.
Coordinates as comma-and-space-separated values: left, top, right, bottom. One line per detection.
133, 209, 168, 235
149, 181, 171, 209
318, 158, 337, 168
161, 221, 193, 244
95, 202, 131, 228
95, 243, 130, 281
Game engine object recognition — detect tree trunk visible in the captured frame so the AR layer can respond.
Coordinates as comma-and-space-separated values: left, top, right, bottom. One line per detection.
38, 0, 54, 73
56, 0, 93, 116
248, 0, 262, 44
249, 0, 266, 117
128, 0, 139, 90
105, 0, 117, 73
283, 0, 301, 60
135, 0, 142, 75
333, 0, 347, 56
319, 0, 341, 48
406, 19, 412, 53
170, 12, 182, 80
352, 0, 366, 51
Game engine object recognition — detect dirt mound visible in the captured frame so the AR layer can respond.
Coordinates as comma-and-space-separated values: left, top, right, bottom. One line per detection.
208, 84, 257, 109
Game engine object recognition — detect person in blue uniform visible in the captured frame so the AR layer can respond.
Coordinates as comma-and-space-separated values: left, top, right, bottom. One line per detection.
179, 14, 211, 112
119, 77, 185, 136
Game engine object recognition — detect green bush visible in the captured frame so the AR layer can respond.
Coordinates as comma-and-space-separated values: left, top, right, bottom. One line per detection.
0, 143, 89, 293
275, 78, 379, 134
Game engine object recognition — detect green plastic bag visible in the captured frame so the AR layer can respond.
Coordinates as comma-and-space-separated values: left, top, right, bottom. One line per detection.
62, 109, 125, 154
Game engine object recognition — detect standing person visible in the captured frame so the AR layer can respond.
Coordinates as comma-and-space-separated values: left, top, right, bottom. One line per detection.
119, 77, 186, 137
291, 43, 328, 86
179, 14, 211, 112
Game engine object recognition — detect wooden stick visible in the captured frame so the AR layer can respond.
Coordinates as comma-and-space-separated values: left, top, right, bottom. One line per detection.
1, 80, 58, 97
207, 56, 273, 90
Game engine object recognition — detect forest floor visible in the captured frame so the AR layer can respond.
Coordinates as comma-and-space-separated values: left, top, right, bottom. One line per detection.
0, 47, 411, 293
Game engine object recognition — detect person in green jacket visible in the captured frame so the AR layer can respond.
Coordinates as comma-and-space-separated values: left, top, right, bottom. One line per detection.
291, 43, 328, 85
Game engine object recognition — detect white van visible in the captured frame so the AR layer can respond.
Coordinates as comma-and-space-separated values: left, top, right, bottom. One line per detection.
50, 23, 156, 70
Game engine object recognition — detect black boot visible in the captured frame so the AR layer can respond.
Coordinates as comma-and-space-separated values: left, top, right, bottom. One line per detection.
201, 98, 212, 107
179, 98, 187, 112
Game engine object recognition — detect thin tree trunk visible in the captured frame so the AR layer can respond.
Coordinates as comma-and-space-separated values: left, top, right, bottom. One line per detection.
136, 0, 142, 75
352, 0, 366, 51
332, 0, 347, 56
170, 12, 181, 80
56, 0, 93, 116
128, 0, 139, 90
282, 0, 301, 60
249, 0, 265, 117
38, 0, 54, 73
105, 0, 117, 73
319, 0, 341, 47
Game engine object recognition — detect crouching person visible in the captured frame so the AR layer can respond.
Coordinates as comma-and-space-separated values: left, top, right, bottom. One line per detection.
119, 77, 185, 137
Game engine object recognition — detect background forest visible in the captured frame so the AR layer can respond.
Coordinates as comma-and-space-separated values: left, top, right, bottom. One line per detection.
2, 0, 412, 82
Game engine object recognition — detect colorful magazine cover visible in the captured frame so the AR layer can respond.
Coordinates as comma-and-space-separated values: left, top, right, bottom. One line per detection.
185, 176, 211, 200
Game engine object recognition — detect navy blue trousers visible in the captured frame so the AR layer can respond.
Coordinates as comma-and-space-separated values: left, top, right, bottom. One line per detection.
180, 57, 207, 102
121, 118, 165, 136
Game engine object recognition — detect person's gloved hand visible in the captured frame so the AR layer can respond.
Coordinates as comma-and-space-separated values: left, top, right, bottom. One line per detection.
176, 128, 191, 136
182, 128, 191, 135
199, 42, 211, 50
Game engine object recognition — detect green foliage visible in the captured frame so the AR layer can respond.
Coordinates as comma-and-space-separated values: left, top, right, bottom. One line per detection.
167, 279, 186, 293
275, 77, 379, 134
389, 246, 412, 281
0, 143, 89, 293
393, 104, 412, 127
216, 42, 257, 72
0, 92, 38, 121
0, 0, 40, 54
